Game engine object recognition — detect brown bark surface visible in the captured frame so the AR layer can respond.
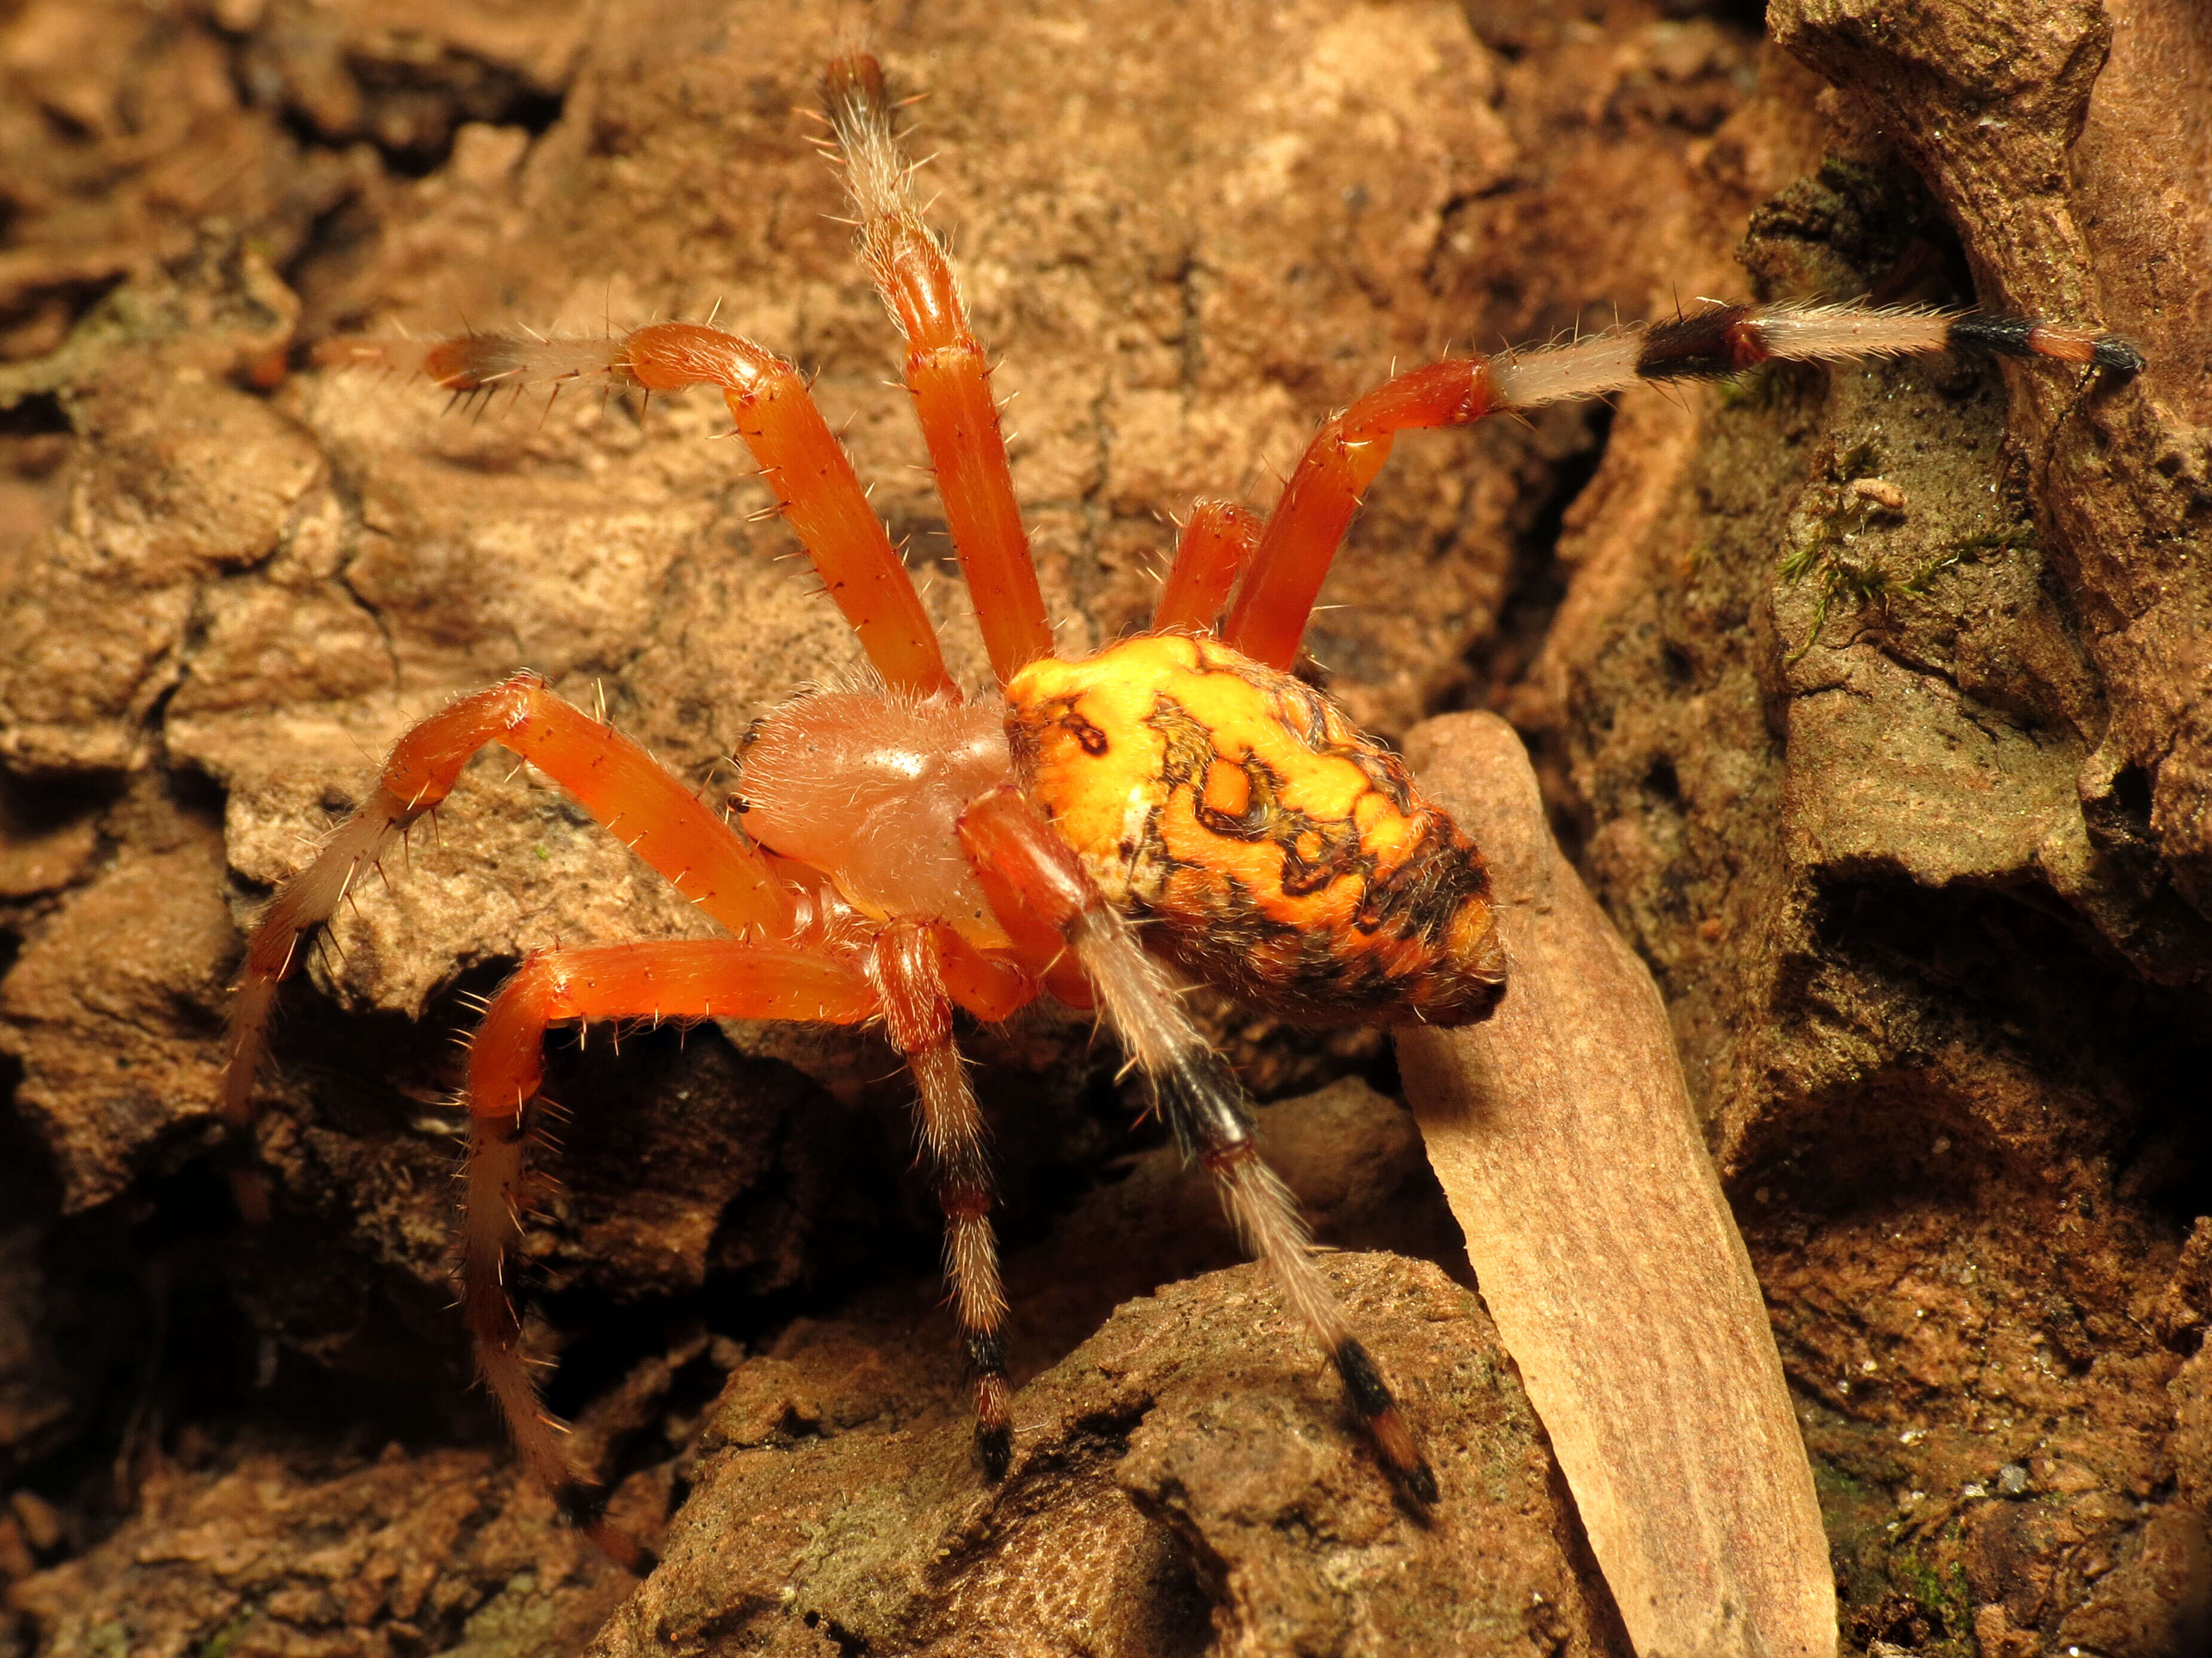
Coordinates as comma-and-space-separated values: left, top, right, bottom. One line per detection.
0, 1, 2205, 1655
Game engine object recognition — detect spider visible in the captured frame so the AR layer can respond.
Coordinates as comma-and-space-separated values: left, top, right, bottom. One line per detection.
220, 53, 2141, 1574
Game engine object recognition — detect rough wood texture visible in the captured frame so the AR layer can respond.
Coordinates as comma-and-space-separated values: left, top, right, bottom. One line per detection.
1771, 0, 2212, 918
2, 1, 2207, 1654
1400, 711, 1834, 1658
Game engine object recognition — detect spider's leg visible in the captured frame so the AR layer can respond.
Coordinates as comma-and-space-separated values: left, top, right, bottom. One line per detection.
226, 674, 799, 1133
418, 314, 957, 694
821, 56, 1052, 685
569, 323, 953, 698
462, 939, 877, 1572
956, 787, 1438, 1502
872, 921, 1014, 1476
1220, 301, 2142, 670
1219, 358, 1500, 670
1151, 500, 1263, 635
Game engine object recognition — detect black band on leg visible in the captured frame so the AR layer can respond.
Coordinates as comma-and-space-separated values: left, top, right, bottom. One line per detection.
1946, 314, 2037, 360
1159, 1047, 1256, 1161
1637, 306, 1767, 380
1332, 1337, 1394, 1417
965, 1331, 1013, 1481
556, 1475, 660, 1573
964, 1330, 1006, 1377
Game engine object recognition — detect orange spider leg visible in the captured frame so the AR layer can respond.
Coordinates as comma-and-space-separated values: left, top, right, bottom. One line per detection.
462, 939, 877, 1572
962, 857, 1095, 1012
1152, 499, 1263, 634
956, 786, 1437, 1502
824, 57, 1053, 685
1223, 360, 1497, 670
931, 924, 1044, 1021
612, 322, 955, 698
872, 922, 1015, 1475
1220, 300, 2140, 671
225, 673, 798, 1132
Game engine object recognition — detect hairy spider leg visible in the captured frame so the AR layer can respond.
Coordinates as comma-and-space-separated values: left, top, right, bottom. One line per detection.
822, 56, 1053, 686
956, 786, 1439, 1503
1152, 499, 1264, 634
1222, 300, 2143, 670
462, 939, 878, 1573
224, 673, 799, 1137
870, 921, 1015, 1476
1221, 358, 1498, 670
423, 324, 956, 699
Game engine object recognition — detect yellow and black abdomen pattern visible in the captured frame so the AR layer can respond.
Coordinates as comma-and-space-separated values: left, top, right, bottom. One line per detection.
1006, 634, 1505, 1026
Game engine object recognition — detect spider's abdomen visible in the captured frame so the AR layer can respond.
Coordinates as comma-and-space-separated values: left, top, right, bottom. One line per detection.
1006, 634, 1505, 1026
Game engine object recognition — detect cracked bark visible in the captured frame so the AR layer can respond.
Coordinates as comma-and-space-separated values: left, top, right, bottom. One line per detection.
1, 2, 2206, 1656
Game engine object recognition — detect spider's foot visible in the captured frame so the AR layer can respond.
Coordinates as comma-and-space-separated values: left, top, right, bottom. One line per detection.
1946, 314, 2145, 379
1333, 1336, 1439, 1507
1394, 1446, 1442, 1509
556, 1476, 659, 1575
977, 1420, 1012, 1482
969, 1334, 1014, 1480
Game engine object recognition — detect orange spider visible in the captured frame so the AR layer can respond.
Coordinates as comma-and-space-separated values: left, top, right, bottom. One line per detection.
221, 55, 2140, 1572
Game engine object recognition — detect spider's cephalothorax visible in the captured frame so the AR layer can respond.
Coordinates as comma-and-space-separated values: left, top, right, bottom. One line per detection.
223, 54, 2141, 1572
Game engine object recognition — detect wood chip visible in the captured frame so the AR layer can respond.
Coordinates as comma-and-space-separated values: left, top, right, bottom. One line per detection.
1398, 711, 1835, 1658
